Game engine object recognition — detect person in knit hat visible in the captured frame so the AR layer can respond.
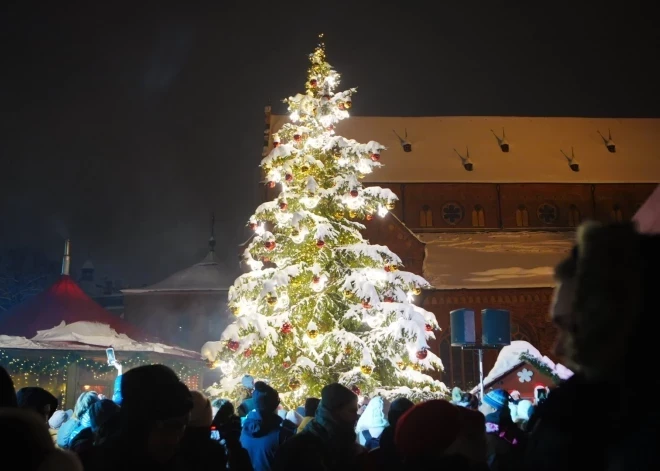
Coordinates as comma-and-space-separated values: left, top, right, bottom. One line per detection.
479, 389, 524, 470
273, 383, 364, 471
368, 397, 414, 470
394, 399, 469, 469
355, 396, 389, 449
297, 397, 320, 433
17, 386, 59, 425
180, 391, 227, 470
240, 381, 292, 471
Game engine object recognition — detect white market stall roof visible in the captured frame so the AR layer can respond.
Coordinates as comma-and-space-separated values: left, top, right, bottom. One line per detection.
0, 321, 201, 360
122, 251, 233, 294
470, 341, 573, 394
269, 115, 660, 184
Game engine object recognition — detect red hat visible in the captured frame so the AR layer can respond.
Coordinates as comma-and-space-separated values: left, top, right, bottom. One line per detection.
395, 400, 461, 457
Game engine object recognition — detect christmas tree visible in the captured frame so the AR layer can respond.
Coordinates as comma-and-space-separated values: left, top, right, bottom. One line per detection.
204, 37, 447, 405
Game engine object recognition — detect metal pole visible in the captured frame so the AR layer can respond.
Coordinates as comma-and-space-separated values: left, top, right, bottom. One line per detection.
478, 349, 485, 399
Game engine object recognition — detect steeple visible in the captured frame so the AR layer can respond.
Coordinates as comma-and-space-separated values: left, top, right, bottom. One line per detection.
209, 212, 216, 253
61, 239, 71, 276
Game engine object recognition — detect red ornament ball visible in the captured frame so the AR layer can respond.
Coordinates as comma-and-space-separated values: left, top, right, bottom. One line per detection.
312, 275, 320, 284
227, 340, 239, 352
243, 348, 253, 358
425, 323, 433, 332
416, 348, 428, 360
285, 173, 293, 182
316, 239, 325, 248
370, 153, 380, 162
293, 134, 302, 142
384, 296, 394, 303
281, 322, 292, 334
384, 265, 392, 272
248, 222, 258, 230
350, 189, 359, 197
309, 79, 317, 87
264, 241, 276, 251
351, 385, 361, 396
282, 361, 291, 369
273, 141, 280, 148
362, 300, 372, 309
279, 202, 288, 210
267, 181, 276, 189
366, 214, 373, 221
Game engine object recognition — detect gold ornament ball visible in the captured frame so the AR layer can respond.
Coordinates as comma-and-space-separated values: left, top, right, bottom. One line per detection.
386, 201, 396, 210
343, 289, 353, 298
301, 165, 310, 173
411, 363, 423, 371
344, 100, 352, 110
289, 378, 301, 391
307, 329, 319, 339
344, 346, 353, 355
412, 287, 422, 295
349, 211, 357, 218
396, 361, 406, 370
267, 295, 277, 305
360, 365, 373, 375
334, 211, 344, 220
230, 305, 240, 315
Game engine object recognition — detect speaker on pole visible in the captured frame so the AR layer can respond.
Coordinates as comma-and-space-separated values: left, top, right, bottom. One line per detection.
450, 309, 476, 346
481, 309, 511, 347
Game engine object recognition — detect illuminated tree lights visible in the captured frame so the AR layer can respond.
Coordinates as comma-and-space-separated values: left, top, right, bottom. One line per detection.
205, 37, 447, 406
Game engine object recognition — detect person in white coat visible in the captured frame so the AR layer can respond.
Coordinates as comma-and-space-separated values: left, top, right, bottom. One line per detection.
354, 396, 390, 450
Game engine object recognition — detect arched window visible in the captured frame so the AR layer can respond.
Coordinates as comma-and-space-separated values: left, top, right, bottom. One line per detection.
568, 205, 581, 227
611, 204, 623, 222
419, 205, 433, 227
472, 205, 485, 227
516, 205, 529, 227
511, 322, 535, 344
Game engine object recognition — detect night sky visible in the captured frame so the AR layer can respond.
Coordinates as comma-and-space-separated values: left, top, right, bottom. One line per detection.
1, 1, 657, 286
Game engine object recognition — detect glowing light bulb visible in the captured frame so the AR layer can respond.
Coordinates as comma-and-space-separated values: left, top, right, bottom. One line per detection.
378, 205, 388, 217
407, 291, 415, 302
290, 111, 300, 122
255, 223, 266, 236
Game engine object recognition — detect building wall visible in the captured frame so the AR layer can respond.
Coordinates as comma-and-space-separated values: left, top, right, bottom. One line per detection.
123, 291, 229, 351
364, 183, 655, 230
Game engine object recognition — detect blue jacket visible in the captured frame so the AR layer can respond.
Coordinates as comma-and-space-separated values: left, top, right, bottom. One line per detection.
112, 375, 122, 405
240, 410, 292, 471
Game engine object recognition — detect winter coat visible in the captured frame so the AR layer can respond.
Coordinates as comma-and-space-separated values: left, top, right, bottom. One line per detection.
57, 412, 91, 449
180, 426, 227, 471
525, 374, 660, 471
355, 396, 388, 449
273, 404, 366, 471
484, 411, 525, 471
240, 409, 293, 471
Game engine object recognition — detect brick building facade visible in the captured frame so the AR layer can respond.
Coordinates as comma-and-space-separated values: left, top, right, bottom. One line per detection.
264, 111, 660, 388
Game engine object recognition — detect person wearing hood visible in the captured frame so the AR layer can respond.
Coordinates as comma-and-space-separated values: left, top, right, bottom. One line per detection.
240, 381, 293, 471
273, 383, 364, 471
48, 409, 73, 444
355, 396, 389, 449
16, 386, 58, 425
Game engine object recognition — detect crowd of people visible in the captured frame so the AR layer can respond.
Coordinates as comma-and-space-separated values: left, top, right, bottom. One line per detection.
1, 221, 658, 470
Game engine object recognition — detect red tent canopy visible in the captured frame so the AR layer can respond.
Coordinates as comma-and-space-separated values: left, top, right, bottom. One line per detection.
634, 184, 660, 234
0, 275, 147, 341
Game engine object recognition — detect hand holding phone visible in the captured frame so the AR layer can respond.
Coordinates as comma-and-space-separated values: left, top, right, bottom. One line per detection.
106, 347, 116, 366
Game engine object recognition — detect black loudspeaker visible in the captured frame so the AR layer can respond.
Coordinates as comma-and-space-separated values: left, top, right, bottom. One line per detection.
482, 309, 511, 346
450, 309, 476, 346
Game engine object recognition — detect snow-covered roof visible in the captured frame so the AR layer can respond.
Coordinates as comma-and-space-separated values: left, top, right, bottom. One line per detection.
471, 341, 573, 394
419, 231, 574, 289
270, 115, 660, 183
0, 321, 200, 360
123, 251, 233, 294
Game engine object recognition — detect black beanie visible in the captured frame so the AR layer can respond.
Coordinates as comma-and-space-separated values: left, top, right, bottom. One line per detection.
320, 383, 356, 412
252, 381, 279, 413
304, 397, 320, 417
388, 397, 414, 425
